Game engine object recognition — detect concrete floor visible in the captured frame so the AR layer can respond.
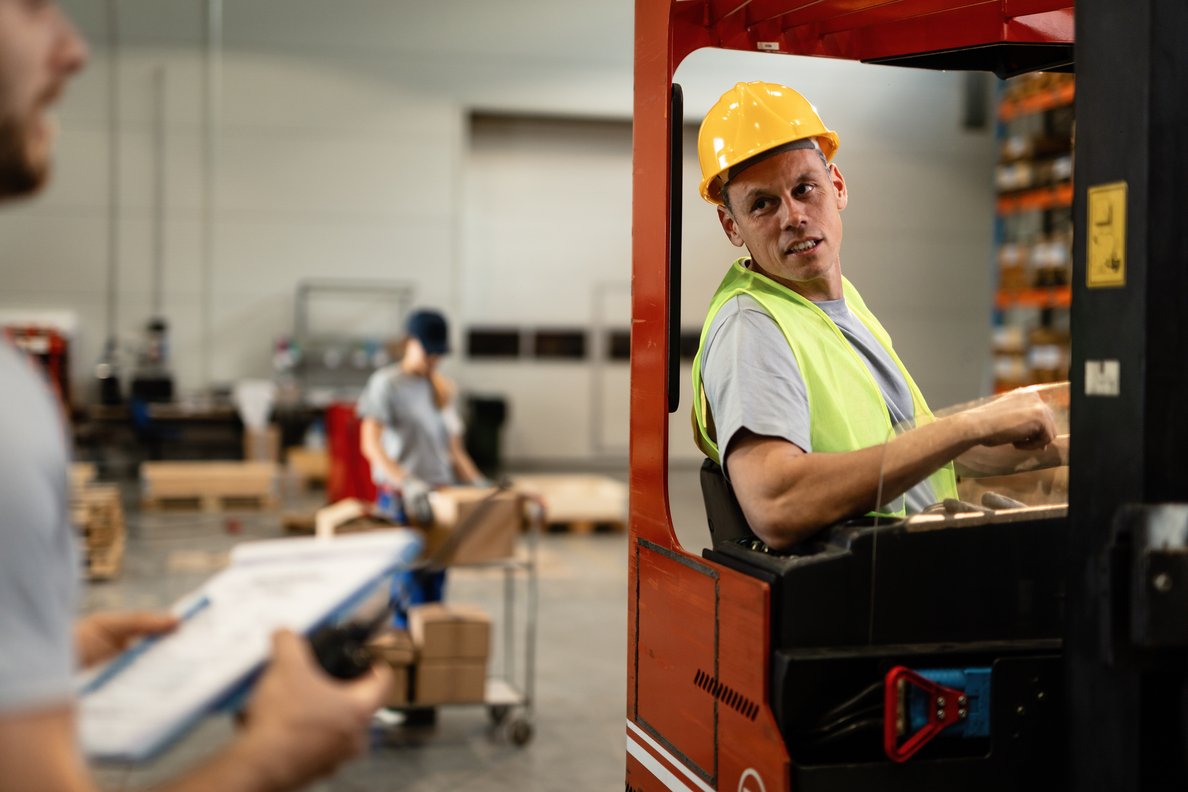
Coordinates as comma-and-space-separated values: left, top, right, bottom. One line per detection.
84, 463, 711, 792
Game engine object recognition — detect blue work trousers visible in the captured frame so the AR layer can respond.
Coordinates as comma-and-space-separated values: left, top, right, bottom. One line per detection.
376, 485, 446, 629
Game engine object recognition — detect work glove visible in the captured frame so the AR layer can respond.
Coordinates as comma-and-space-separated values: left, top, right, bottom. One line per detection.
400, 476, 434, 527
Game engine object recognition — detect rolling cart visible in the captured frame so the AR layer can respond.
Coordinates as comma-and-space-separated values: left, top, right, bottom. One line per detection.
381, 495, 541, 746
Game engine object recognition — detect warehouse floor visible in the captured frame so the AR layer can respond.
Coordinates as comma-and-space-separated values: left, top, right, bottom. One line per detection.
84, 464, 710, 792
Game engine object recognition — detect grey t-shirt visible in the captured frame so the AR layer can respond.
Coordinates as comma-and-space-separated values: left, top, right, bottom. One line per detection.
0, 342, 77, 713
702, 292, 936, 514
356, 366, 456, 487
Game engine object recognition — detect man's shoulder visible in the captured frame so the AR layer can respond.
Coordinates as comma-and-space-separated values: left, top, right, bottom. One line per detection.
703, 293, 796, 377
710, 292, 774, 328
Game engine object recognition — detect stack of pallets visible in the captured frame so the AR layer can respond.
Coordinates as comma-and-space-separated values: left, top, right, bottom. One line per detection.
71, 482, 126, 580
141, 461, 280, 512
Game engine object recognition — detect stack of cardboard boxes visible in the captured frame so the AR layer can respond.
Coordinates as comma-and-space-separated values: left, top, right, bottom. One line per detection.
368, 628, 416, 708
368, 603, 491, 707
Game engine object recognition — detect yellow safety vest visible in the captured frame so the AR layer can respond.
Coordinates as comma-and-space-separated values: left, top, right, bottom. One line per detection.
691, 258, 957, 516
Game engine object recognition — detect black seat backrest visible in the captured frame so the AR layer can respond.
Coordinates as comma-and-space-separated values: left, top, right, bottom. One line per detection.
699, 458, 758, 546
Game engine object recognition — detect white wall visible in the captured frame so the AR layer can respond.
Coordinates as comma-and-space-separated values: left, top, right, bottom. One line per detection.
462, 116, 633, 460
0, 2, 997, 463
0, 37, 464, 396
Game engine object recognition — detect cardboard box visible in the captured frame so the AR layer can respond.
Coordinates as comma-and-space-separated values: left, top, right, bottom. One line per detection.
414, 659, 486, 704
408, 603, 490, 661
368, 628, 416, 666
316, 487, 520, 567
425, 487, 521, 565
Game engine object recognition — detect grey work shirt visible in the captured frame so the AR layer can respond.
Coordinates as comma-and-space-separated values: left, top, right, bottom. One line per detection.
701, 292, 936, 514
0, 342, 77, 713
356, 366, 456, 487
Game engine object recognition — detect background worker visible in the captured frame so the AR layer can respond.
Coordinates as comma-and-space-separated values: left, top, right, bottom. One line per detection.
0, 2, 392, 791
691, 82, 1068, 551
358, 309, 486, 626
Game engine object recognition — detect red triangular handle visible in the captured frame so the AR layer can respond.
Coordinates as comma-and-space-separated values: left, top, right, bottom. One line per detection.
883, 665, 965, 762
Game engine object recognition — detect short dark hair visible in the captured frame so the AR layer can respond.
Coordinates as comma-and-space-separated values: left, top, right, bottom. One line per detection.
720, 147, 829, 214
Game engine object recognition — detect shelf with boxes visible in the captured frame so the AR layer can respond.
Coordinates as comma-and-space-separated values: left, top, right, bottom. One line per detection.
991, 72, 1075, 393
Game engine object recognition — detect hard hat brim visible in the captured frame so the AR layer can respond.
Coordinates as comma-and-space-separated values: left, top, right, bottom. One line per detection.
700, 130, 840, 206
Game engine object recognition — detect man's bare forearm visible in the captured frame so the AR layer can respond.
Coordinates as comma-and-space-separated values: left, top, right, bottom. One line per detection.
727, 388, 1059, 549
729, 414, 980, 549
448, 436, 482, 484
359, 418, 408, 484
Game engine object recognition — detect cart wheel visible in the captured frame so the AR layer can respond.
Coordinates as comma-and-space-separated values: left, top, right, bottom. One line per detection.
508, 717, 534, 746
488, 704, 511, 725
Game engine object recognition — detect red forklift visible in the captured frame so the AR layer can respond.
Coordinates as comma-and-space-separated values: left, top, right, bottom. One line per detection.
626, 2, 1188, 791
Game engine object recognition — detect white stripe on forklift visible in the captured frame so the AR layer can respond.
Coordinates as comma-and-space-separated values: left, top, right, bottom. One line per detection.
627, 732, 694, 792
626, 719, 715, 792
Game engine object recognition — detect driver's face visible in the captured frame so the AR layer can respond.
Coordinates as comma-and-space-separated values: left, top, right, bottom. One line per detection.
717, 149, 848, 290
0, 0, 86, 198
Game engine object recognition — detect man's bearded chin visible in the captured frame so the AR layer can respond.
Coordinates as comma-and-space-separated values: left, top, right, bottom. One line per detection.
0, 116, 48, 198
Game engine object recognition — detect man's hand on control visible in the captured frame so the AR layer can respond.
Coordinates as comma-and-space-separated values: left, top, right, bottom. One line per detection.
234, 630, 391, 792
962, 389, 1058, 451
74, 611, 180, 669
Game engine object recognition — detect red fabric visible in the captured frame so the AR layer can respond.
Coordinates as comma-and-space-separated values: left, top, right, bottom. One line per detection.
325, 402, 376, 504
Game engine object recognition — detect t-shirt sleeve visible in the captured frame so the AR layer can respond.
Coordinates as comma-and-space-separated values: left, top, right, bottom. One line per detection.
0, 346, 76, 713
356, 369, 395, 425
700, 295, 813, 480
441, 400, 464, 438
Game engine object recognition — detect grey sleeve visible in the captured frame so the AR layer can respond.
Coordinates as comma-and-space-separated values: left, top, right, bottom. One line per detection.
0, 346, 76, 713
356, 369, 394, 424
701, 295, 813, 479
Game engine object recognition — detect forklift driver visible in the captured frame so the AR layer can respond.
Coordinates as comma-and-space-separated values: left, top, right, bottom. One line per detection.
691, 82, 1069, 551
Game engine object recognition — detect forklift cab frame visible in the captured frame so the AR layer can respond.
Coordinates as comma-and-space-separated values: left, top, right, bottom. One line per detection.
626, 2, 1188, 791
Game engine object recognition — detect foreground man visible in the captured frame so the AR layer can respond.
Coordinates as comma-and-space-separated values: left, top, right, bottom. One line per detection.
692, 82, 1067, 550
0, 3, 390, 790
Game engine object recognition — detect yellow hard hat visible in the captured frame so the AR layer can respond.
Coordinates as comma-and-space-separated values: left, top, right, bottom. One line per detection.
697, 82, 840, 206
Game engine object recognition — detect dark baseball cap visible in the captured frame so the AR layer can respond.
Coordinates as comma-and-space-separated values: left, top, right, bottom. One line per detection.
406, 309, 450, 355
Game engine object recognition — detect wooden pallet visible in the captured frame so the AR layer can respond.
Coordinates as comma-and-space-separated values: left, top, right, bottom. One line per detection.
70, 461, 97, 489
141, 461, 280, 512
546, 519, 626, 534
286, 447, 329, 490
511, 475, 628, 534
87, 533, 125, 580
142, 493, 280, 512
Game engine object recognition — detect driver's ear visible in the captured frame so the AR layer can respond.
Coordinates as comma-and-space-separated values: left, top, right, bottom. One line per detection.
717, 206, 745, 248
829, 162, 848, 211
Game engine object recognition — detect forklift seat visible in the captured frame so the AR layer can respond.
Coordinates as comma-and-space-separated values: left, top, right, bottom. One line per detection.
699, 458, 758, 546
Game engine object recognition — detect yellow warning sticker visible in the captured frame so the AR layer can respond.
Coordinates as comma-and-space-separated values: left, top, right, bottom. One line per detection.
1087, 181, 1127, 288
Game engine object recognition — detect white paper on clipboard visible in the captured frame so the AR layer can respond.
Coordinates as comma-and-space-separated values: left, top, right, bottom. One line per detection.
79, 530, 422, 762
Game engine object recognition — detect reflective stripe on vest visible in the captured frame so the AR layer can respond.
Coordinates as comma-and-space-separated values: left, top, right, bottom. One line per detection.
690, 258, 958, 516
